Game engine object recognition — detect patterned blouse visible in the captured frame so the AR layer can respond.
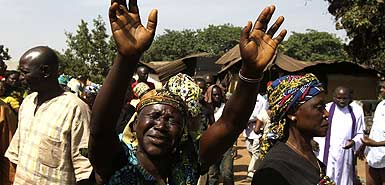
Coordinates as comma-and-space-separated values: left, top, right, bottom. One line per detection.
108, 137, 201, 185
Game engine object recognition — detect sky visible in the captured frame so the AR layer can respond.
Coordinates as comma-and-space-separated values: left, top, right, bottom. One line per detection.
0, 0, 347, 64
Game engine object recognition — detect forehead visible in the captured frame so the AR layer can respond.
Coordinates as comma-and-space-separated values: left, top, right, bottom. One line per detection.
137, 66, 149, 73
335, 89, 349, 97
212, 87, 221, 94
299, 93, 325, 107
140, 103, 182, 116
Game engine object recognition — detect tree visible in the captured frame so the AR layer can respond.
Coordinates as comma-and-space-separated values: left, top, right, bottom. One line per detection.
143, 29, 198, 61
280, 29, 348, 62
143, 24, 241, 62
326, 0, 385, 71
0, 45, 11, 61
194, 24, 241, 54
61, 15, 116, 83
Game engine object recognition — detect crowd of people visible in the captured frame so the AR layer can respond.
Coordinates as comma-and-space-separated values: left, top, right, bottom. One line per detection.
1, 0, 385, 185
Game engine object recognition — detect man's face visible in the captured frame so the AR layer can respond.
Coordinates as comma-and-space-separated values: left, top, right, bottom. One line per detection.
333, 88, 351, 108
6, 73, 20, 87
137, 67, 149, 82
18, 59, 44, 92
212, 87, 222, 104
0, 61, 6, 75
196, 80, 207, 95
379, 81, 385, 99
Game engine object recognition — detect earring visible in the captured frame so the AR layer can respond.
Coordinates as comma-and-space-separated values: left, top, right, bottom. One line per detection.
290, 116, 296, 121
322, 114, 328, 120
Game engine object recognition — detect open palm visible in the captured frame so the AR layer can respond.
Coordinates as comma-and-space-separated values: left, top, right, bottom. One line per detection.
109, 0, 157, 57
240, 5, 286, 74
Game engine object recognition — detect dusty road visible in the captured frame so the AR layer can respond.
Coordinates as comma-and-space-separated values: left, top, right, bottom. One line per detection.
233, 136, 366, 184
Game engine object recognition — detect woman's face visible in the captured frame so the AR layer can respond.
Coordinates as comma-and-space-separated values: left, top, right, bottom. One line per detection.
294, 93, 329, 137
135, 104, 184, 157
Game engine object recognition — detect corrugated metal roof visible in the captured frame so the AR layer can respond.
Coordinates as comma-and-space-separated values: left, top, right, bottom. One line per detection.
215, 45, 241, 65
139, 52, 210, 82
215, 44, 381, 75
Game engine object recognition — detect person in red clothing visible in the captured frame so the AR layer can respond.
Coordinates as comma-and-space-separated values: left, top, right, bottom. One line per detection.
131, 66, 155, 99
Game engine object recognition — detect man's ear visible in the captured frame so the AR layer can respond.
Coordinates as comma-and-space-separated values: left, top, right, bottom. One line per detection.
40, 64, 51, 78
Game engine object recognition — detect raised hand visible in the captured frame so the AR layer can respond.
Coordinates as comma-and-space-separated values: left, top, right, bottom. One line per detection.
109, 0, 157, 57
239, 5, 287, 77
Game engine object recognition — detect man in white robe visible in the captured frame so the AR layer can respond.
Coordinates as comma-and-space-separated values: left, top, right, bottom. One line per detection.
244, 94, 268, 179
314, 86, 365, 185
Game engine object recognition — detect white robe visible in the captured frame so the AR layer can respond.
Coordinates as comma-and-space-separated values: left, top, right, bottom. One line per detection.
314, 102, 365, 185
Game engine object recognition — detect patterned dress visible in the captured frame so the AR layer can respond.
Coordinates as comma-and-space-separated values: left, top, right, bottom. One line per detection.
108, 137, 201, 185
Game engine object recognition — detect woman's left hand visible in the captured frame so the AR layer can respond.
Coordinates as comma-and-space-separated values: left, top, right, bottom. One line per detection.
239, 5, 287, 78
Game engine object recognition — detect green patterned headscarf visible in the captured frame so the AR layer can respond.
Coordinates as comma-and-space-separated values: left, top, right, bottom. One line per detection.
165, 73, 202, 117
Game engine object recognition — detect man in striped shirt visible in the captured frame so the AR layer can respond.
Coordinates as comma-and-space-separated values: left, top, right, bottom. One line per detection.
5, 46, 93, 184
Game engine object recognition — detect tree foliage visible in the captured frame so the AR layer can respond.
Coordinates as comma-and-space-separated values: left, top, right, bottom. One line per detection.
143, 24, 241, 61
326, 0, 385, 70
0, 45, 11, 61
60, 15, 116, 83
280, 29, 348, 61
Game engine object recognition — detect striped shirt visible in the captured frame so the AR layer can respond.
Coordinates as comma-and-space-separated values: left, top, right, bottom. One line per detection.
5, 92, 92, 184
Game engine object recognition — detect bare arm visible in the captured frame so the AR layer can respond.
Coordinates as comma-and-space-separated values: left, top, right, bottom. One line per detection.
361, 136, 385, 147
254, 119, 264, 134
199, 5, 286, 168
88, 0, 157, 180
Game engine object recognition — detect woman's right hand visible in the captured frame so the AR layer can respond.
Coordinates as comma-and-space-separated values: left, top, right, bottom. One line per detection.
109, 0, 158, 57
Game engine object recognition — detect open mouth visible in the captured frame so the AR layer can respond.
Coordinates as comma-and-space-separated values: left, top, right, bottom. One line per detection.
148, 135, 169, 145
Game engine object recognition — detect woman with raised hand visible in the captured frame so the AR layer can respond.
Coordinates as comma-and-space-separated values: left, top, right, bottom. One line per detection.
88, 0, 286, 184
252, 74, 334, 185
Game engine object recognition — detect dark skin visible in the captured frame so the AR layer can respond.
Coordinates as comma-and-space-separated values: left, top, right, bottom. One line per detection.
6, 72, 20, 88
134, 104, 184, 182
332, 86, 355, 149
204, 75, 215, 87
211, 86, 223, 108
286, 93, 329, 170
356, 81, 385, 159
0, 60, 6, 76
17, 46, 91, 185
18, 46, 64, 111
137, 66, 150, 82
88, 0, 286, 183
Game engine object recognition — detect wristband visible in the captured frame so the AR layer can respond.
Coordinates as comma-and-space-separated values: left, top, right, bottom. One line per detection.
238, 71, 263, 83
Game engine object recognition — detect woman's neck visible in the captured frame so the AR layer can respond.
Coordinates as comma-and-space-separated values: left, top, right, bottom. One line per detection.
286, 127, 320, 169
286, 129, 313, 153
135, 149, 172, 184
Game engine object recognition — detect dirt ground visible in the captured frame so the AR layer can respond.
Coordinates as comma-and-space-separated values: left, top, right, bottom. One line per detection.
232, 136, 367, 185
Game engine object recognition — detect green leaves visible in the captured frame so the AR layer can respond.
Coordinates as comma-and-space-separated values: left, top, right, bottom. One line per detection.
142, 24, 241, 62
0, 45, 11, 61
281, 29, 348, 62
326, 0, 385, 71
60, 15, 116, 83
